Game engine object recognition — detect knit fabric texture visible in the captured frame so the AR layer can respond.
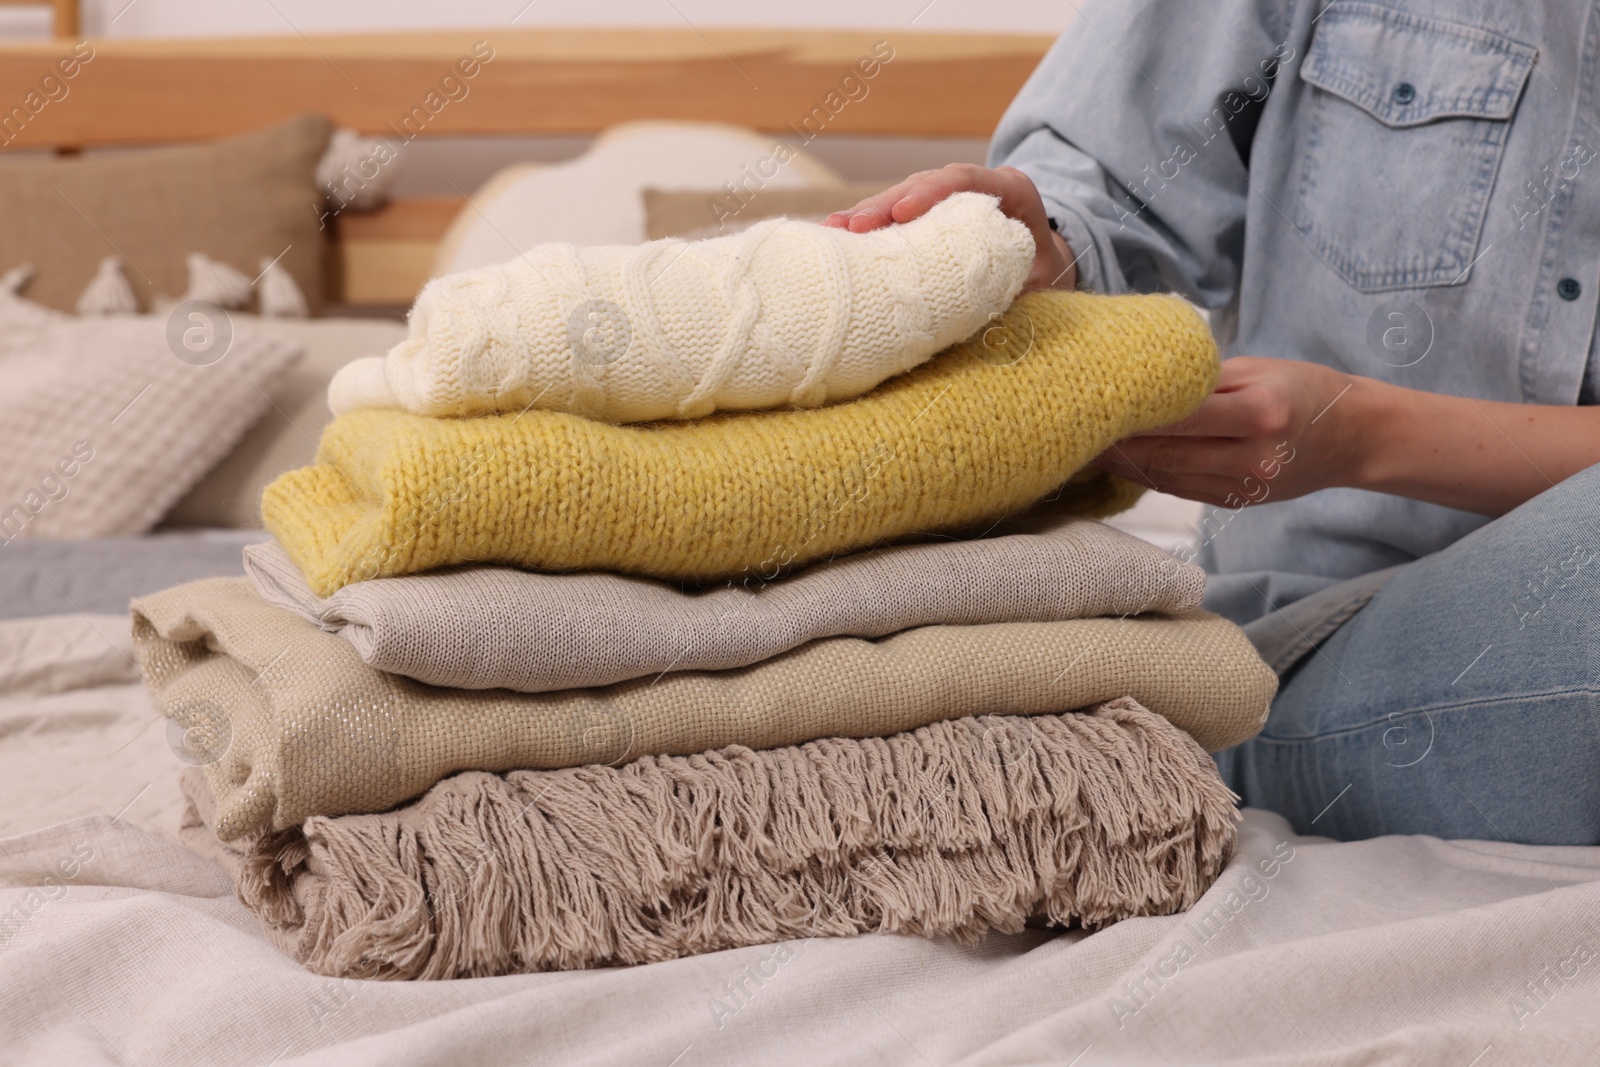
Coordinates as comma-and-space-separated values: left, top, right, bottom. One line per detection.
243, 515, 1206, 692
130, 578, 1276, 838
0, 288, 302, 539
326, 191, 1034, 422
178, 698, 1241, 977
265, 289, 1218, 596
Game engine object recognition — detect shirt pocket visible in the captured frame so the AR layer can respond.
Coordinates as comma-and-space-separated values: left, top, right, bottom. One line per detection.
1293, 2, 1535, 292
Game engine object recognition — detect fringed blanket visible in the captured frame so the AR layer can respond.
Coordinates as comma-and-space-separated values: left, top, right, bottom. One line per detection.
131, 579, 1276, 838
180, 698, 1241, 977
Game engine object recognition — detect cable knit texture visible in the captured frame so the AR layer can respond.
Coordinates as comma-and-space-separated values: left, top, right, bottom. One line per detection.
326, 191, 1035, 422
267, 289, 1218, 596
177, 699, 1241, 977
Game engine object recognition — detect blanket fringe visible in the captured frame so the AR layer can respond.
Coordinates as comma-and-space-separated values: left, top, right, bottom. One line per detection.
206, 699, 1239, 978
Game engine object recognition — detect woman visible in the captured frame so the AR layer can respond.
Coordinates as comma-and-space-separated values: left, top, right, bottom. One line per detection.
828, 0, 1600, 844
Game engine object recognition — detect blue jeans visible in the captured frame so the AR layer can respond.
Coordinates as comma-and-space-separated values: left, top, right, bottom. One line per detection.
1214, 462, 1600, 845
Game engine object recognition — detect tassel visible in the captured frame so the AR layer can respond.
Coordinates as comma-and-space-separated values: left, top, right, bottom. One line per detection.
0, 263, 35, 294
183, 253, 253, 309
317, 128, 398, 212
75, 255, 140, 316
257, 256, 309, 318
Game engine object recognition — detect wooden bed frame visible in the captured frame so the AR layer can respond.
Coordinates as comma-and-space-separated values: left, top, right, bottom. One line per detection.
0, 21, 1051, 306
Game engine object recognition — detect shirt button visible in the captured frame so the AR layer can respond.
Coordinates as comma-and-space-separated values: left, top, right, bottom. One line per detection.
1393, 82, 1417, 105
1558, 277, 1582, 301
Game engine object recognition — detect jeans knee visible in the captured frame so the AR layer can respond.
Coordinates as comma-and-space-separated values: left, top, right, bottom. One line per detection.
1523, 460, 1600, 526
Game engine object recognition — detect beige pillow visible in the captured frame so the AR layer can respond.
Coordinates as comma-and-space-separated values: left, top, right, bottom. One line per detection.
0, 292, 302, 540
642, 182, 894, 240
163, 316, 408, 529
432, 122, 846, 275
0, 114, 330, 314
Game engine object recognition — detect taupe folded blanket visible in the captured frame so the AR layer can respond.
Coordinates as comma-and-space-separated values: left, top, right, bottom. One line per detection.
242, 516, 1205, 692
132, 579, 1275, 839
180, 698, 1241, 977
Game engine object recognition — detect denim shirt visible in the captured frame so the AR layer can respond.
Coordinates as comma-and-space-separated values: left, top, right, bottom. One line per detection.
990, 0, 1600, 625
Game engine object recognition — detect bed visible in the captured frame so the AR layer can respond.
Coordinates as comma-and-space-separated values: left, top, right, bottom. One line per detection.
2, 16, 1598, 1067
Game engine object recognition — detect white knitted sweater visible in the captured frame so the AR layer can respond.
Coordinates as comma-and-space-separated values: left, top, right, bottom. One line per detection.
328, 191, 1034, 422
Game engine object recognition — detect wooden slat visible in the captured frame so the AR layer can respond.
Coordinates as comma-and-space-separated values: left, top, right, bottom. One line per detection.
51, 0, 75, 39
329, 196, 464, 304
0, 29, 1049, 148
334, 237, 438, 305
333, 194, 463, 241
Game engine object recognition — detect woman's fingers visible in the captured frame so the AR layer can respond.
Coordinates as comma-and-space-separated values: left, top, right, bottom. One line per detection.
824, 164, 1015, 232
1088, 462, 1262, 508
1125, 392, 1270, 439
878, 168, 986, 223
1096, 436, 1261, 479
847, 173, 973, 231
1096, 357, 1351, 508
820, 164, 1070, 287
824, 171, 938, 231
1126, 358, 1296, 439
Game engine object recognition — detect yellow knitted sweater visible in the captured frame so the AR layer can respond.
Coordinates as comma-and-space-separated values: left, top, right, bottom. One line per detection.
264, 290, 1218, 596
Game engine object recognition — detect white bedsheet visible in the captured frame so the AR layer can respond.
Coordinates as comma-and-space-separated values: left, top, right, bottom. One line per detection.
3, 615, 1598, 1066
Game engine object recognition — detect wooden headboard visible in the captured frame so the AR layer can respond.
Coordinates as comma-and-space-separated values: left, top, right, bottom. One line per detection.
0, 28, 1052, 306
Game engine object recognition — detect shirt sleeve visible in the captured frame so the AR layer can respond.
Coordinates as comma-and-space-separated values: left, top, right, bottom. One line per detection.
988, 0, 1296, 305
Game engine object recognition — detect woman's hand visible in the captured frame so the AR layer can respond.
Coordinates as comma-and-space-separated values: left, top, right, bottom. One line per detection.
823, 164, 1078, 292
1094, 354, 1600, 517
1090, 356, 1371, 508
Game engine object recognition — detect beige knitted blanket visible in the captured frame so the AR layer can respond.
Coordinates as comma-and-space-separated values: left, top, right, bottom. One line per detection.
242, 516, 1206, 692
131, 579, 1275, 839
179, 698, 1241, 977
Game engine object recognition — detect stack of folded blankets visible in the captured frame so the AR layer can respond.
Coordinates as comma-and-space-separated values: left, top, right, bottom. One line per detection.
131, 193, 1278, 980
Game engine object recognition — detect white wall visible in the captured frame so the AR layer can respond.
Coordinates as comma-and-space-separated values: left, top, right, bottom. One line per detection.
73, 0, 1072, 38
